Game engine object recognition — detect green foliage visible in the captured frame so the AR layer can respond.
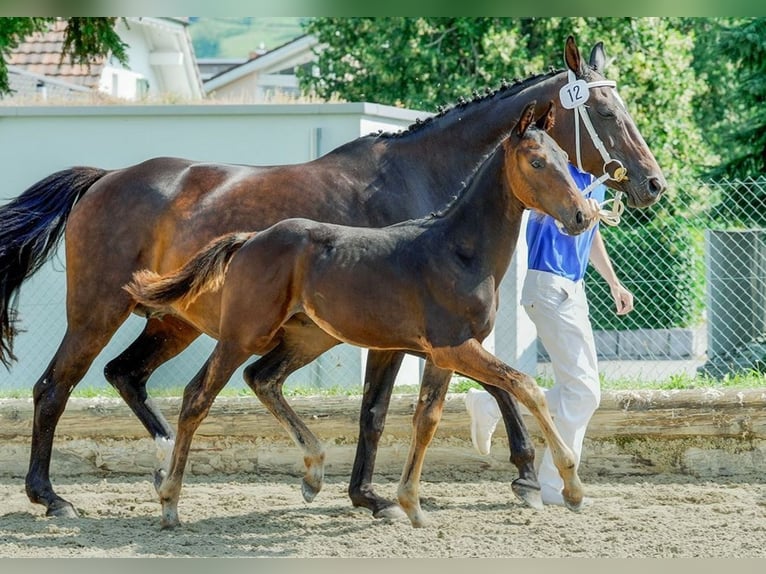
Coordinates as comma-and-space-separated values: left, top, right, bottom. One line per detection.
586, 217, 706, 330
693, 18, 766, 180
300, 17, 713, 185
707, 176, 766, 229
0, 17, 127, 96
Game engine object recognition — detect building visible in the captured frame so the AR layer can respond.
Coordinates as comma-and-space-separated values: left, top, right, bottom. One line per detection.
6, 17, 203, 102
203, 34, 318, 102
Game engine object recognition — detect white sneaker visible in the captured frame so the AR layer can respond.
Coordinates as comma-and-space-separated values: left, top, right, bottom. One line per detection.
464, 389, 501, 455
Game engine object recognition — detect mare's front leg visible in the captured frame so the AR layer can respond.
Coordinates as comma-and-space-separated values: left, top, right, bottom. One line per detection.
479, 384, 542, 510
157, 341, 249, 529
397, 361, 452, 527
244, 332, 338, 502
348, 349, 407, 519
433, 340, 584, 512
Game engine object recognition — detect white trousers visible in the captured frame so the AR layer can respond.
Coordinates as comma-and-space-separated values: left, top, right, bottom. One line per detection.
521, 269, 601, 498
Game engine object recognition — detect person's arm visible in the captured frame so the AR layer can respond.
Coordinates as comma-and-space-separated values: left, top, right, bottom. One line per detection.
589, 228, 634, 316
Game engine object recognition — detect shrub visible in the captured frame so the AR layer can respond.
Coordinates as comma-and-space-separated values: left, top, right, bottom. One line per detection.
585, 217, 706, 331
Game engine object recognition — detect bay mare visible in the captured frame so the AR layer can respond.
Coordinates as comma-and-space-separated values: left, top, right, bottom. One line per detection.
0, 36, 665, 519
126, 102, 601, 528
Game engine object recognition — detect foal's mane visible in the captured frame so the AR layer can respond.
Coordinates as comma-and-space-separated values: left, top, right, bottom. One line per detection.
373, 67, 564, 140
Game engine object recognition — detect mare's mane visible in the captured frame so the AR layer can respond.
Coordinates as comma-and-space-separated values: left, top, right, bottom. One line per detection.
373, 67, 564, 140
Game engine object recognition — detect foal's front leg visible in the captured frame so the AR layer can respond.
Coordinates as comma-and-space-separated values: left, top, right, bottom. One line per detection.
397, 361, 452, 528
432, 340, 584, 511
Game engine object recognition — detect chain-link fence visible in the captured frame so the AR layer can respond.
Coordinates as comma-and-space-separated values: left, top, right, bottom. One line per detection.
527, 176, 766, 384
3, 177, 765, 392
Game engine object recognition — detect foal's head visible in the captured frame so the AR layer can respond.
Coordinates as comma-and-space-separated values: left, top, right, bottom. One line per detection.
503, 101, 598, 236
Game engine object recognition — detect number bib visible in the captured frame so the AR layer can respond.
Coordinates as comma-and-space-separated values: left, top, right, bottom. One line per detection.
559, 79, 590, 109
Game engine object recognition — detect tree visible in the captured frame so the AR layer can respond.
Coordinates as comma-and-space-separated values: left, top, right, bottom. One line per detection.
0, 17, 128, 96
299, 17, 715, 213
693, 17, 766, 180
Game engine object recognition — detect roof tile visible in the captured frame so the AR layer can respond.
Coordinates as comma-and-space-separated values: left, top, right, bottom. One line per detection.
8, 19, 104, 89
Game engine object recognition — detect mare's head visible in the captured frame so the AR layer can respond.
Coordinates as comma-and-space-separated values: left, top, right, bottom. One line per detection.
547, 36, 666, 208
503, 101, 598, 236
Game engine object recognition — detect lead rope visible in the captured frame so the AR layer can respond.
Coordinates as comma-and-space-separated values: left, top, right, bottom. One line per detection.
579, 171, 624, 227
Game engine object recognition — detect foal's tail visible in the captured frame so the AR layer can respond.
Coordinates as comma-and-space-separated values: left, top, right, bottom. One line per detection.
0, 167, 108, 368
125, 232, 255, 311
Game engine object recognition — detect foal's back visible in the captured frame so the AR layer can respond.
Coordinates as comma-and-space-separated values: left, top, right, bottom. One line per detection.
220, 216, 436, 354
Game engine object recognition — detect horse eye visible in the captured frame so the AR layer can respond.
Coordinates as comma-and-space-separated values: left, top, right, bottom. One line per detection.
531, 159, 544, 169
597, 107, 616, 118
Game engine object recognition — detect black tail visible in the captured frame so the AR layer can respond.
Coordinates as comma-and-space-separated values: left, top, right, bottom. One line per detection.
0, 167, 108, 368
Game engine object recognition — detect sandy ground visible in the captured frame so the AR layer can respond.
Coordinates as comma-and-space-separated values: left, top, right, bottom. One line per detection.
2, 466, 765, 558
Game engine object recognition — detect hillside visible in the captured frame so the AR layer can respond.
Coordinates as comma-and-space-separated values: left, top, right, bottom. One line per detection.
188, 17, 307, 59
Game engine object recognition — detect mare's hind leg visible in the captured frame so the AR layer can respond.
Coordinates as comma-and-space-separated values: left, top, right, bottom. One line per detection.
104, 316, 201, 444
433, 340, 583, 512
397, 361, 452, 528
479, 384, 542, 510
243, 329, 339, 503
157, 341, 250, 529
26, 315, 131, 517
348, 349, 407, 519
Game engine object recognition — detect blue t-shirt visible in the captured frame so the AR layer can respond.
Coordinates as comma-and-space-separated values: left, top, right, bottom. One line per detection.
526, 164, 605, 282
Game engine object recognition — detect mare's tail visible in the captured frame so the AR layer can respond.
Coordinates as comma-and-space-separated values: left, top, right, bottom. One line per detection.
0, 167, 108, 368
124, 232, 255, 312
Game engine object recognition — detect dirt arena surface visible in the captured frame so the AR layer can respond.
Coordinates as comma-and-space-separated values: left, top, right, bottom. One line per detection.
2, 467, 765, 558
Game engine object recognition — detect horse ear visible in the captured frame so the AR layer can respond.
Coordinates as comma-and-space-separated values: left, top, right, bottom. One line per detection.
535, 100, 556, 132
564, 35, 584, 76
516, 101, 537, 137
589, 41, 606, 72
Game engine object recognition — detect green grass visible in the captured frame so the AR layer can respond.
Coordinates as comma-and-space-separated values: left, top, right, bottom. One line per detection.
1, 370, 763, 400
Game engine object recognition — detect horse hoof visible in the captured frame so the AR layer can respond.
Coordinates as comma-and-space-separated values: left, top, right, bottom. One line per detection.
373, 504, 407, 521
408, 511, 430, 528
565, 499, 582, 513
301, 478, 321, 503
512, 480, 544, 511
564, 496, 592, 513
160, 517, 181, 530
46, 501, 79, 518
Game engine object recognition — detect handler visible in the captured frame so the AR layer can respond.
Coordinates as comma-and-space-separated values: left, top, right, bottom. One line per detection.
465, 162, 634, 506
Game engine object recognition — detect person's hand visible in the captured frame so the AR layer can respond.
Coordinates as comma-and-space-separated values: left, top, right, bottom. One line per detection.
610, 282, 634, 316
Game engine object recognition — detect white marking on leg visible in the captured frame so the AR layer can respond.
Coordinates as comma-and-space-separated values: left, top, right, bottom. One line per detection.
155, 436, 175, 473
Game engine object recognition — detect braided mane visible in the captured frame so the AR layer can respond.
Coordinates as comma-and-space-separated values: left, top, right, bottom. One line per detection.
373, 67, 563, 139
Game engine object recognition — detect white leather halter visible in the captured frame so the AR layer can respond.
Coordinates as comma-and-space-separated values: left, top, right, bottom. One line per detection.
560, 69, 627, 226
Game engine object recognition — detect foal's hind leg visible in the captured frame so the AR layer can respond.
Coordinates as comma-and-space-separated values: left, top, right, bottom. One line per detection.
348, 349, 407, 519
157, 341, 250, 529
397, 361, 452, 528
104, 316, 201, 445
479, 385, 542, 510
244, 332, 338, 503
